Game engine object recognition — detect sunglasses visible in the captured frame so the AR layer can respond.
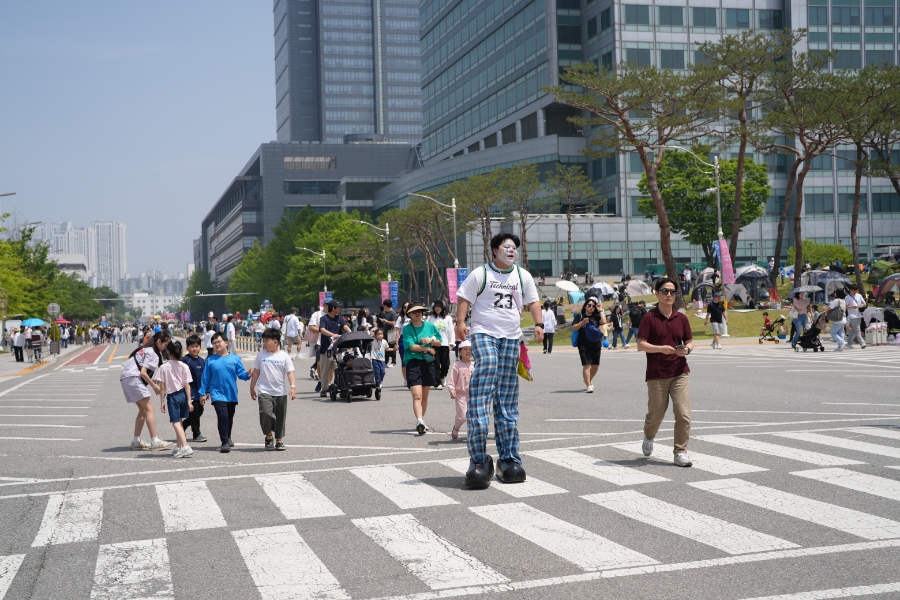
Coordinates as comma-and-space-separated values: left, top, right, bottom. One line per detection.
658, 288, 677, 296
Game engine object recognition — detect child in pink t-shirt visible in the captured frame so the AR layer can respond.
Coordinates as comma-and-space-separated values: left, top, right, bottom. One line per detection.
447, 340, 474, 440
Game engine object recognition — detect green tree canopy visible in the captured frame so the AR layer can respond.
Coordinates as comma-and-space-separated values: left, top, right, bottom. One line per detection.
637, 148, 769, 266
787, 240, 853, 267
182, 268, 224, 320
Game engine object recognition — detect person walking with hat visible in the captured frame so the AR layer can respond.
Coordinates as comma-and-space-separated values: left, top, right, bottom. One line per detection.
402, 305, 442, 434
704, 292, 727, 349
455, 233, 543, 488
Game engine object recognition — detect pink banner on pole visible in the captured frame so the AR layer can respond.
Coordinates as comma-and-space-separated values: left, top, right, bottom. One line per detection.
719, 240, 736, 285
446, 268, 459, 303
380, 281, 390, 301
318, 292, 326, 307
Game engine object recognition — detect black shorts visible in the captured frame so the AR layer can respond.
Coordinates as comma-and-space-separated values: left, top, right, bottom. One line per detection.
578, 344, 601, 366
405, 358, 437, 388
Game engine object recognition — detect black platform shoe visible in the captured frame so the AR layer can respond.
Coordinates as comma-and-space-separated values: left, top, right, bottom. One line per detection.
464, 455, 494, 488
496, 459, 526, 483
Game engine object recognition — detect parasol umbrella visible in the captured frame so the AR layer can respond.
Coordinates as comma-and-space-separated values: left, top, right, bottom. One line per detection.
724, 283, 750, 305
623, 280, 652, 297
589, 281, 616, 296
790, 285, 823, 294
21, 318, 47, 327
555, 280, 580, 293
55, 318, 71, 324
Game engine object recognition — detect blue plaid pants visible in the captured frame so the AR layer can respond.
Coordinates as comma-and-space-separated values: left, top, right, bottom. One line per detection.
467, 334, 521, 465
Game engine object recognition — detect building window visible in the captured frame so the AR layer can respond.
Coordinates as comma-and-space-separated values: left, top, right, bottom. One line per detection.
600, 50, 614, 70
726, 8, 750, 28
243, 237, 258, 249
805, 193, 834, 214
758, 10, 783, 29
557, 25, 581, 44
284, 156, 337, 169
484, 133, 498, 149
693, 7, 717, 27
873, 192, 900, 213
626, 48, 652, 66
242, 212, 259, 224
624, 4, 651, 25
660, 49, 685, 69
501, 123, 517, 144
659, 6, 683, 25
865, 6, 895, 26
587, 16, 598, 38
600, 7, 612, 30
832, 6, 861, 25
521, 113, 538, 140
834, 49, 862, 70
283, 181, 340, 195
839, 193, 868, 213
810, 155, 833, 170
693, 50, 712, 65
808, 6, 828, 25
866, 49, 895, 66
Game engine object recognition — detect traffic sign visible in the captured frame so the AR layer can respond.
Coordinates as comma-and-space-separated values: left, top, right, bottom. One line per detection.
47, 303, 60, 315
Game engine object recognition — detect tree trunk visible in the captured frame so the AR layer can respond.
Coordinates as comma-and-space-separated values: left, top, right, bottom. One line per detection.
432, 214, 457, 268
792, 162, 811, 282
481, 211, 492, 264
567, 202, 574, 274
645, 163, 683, 307
890, 176, 900, 199
702, 242, 715, 267
403, 248, 418, 302
771, 159, 801, 286
851, 144, 865, 293
519, 213, 529, 271
729, 113, 748, 258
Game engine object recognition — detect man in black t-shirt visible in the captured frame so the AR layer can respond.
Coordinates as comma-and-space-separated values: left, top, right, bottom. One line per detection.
703, 292, 727, 349
318, 301, 351, 397
376, 300, 397, 366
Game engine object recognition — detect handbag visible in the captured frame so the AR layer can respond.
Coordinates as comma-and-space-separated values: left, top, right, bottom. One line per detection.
571, 314, 582, 347
788, 309, 799, 319
826, 300, 846, 322
583, 320, 603, 343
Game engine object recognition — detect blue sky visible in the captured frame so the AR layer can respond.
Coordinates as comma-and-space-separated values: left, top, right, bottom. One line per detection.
0, 1, 274, 276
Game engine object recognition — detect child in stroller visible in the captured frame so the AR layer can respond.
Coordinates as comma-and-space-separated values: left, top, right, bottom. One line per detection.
794, 312, 826, 352
759, 314, 786, 344
327, 331, 380, 401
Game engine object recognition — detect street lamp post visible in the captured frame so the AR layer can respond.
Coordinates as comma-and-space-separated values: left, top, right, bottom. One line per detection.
296, 247, 327, 291
350, 220, 391, 280
408, 192, 459, 268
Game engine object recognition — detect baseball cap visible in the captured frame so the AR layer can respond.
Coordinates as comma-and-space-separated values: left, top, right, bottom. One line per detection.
458, 340, 472, 349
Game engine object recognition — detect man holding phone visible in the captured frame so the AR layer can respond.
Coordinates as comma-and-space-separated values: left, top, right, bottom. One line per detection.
637, 277, 695, 467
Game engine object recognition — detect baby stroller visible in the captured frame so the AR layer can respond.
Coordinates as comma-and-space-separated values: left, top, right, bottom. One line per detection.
759, 315, 786, 344
326, 331, 380, 402
794, 313, 826, 353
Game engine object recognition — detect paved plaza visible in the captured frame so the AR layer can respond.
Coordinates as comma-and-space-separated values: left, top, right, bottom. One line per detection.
1, 341, 899, 599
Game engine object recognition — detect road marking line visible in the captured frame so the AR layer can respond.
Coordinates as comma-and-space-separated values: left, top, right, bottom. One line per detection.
772, 432, 900, 460
106, 344, 118, 364
0, 399, 94, 402
232, 524, 349, 600
525, 449, 669, 486
696, 435, 865, 465
32, 490, 103, 546
0, 424, 85, 428
92, 346, 110, 365
256, 474, 345, 519
90, 538, 173, 600
611, 442, 767, 475
844, 427, 900, 442
0, 437, 81, 441
738, 581, 900, 599
0, 406, 93, 409
689, 478, 900, 540
583, 489, 798, 554
792, 468, 900, 501
0, 374, 49, 397
350, 465, 458, 509
362, 540, 900, 600
155, 481, 226, 532
0, 414, 86, 418
439, 459, 567, 498
693, 410, 900, 416
353, 513, 508, 590
0, 554, 25, 599
470, 502, 658, 570
823, 403, 900, 406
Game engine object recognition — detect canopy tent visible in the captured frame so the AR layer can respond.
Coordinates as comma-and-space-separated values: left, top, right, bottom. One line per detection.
623, 280, 652, 297
800, 270, 851, 303
54, 318, 72, 324
691, 281, 717, 304
875, 273, 900, 305
587, 281, 616, 299
868, 260, 900, 284
734, 266, 771, 303
724, 283, 750, 305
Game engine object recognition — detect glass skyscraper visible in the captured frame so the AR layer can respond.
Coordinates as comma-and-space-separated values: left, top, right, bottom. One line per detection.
274, 0, 423, 144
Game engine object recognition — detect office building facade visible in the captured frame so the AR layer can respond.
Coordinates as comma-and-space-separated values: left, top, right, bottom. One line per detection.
274, 0, 423, 145
371, 0, 900, 277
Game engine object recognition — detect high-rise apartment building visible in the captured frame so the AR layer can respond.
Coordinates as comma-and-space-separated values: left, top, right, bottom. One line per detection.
92, 220, 127, 287
371, 0, 900, 278
29, 220, 127, 286
273, 0, 423, 144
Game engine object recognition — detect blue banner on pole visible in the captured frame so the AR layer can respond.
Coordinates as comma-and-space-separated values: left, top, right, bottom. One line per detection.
457, 268, 469, 283
389, 281, 399, 308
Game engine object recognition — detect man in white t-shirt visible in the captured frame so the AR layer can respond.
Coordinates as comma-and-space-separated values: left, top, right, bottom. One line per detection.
308, 306, 325, 390
284, 308, 302, 357
225, 316, 236, 354
455, 232, 543, 488
845, 283, 867, 349
682, 265, 692, 295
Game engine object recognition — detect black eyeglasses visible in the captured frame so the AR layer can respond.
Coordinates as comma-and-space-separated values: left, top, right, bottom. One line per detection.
658, 288, 677, 296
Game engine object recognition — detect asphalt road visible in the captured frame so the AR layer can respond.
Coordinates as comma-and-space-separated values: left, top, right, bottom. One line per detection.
1, 339, 899, 600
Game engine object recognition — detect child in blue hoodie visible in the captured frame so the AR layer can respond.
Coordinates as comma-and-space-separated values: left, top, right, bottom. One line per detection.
199, 332, 251, 453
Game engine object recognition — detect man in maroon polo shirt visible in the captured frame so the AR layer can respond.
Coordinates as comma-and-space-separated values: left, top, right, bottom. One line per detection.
637, 277, 694, 467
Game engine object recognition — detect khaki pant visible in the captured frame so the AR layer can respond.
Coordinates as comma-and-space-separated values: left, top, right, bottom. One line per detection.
644, 373, 691, 453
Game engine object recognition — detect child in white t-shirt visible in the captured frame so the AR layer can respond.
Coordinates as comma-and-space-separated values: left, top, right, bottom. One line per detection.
372, 329, 388, 389
153, 341, 194, 458
249, 328, 296, 450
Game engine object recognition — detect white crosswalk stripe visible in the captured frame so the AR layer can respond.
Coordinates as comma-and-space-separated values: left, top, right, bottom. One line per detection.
469, 502, 658, 570
155, 481, 227, 532
0, 554, 25, 600
352, 513, 509, 590
690, 478, 900, 540
89, 538, 173, 600
737, 581, 900, 599
232, 525, 350, 600
525, 449, 669, 485
583, 490, 799, 554
844, 427, 900, 442
611, 441, 767, 475
350, 465, 458, 509
439, 459, 567, 497
256, 474, 345, 519
695, 435, 866, 466
792, 468, 900, 501
772, 432, 900, 460
32, 490, 103, 547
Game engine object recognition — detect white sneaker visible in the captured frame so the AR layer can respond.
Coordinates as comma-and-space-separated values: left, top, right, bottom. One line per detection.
151, 440, 173, 452
435, 384, 444, 390
624, 345, 630, 349
710, 341, 715, 348
642, 437, 654, 457
674, 452, 693, 467
175, 446, 193, 459
586, 385, 594, 393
